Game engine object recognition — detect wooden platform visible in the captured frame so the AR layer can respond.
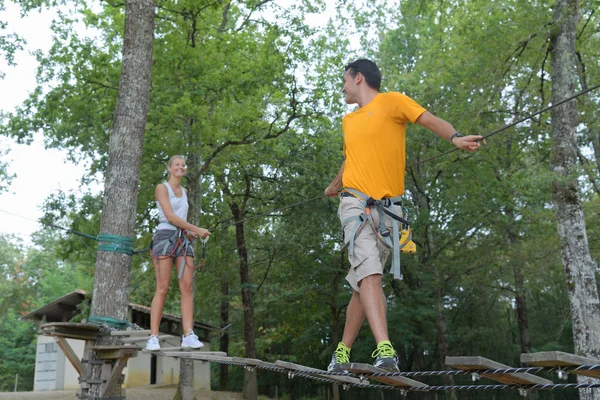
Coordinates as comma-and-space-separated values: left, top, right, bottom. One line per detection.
40, 322, 103, 340
110, 329, 154, 336
92, 344, 139, 360
275, 360, 368, 386
521, 351, 600, 379
232, 357, 280, 370
120, 333, 177, 343
39, 322, 141, 398
340, 363, 427, 388
445, 356, 552, 385
160, 351, 233, 363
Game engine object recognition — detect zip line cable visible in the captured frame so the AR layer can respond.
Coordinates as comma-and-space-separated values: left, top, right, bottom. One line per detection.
408, 82, 600, 168
1, 82, 599, 244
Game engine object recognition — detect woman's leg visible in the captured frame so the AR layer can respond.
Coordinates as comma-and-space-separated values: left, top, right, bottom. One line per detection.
177, 256, 195, 334
150, 257, 173, 335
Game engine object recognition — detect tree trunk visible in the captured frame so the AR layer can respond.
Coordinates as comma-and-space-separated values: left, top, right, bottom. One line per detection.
410, 184, 456, 398
219, 281, 230, 391
506, 213, 532, 355
175, 149, 203, 400
86, 0, 155, 398
550, 1, 600, 398
229, 200, 258, 399
329, 250, 348, 400
434, 283, 457, 400
512, 261, 531, 355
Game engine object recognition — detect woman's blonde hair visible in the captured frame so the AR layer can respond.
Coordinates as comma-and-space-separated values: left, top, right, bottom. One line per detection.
166, 155, 186, 180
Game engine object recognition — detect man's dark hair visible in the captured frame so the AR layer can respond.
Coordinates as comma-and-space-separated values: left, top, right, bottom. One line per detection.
345, 59, 381, 91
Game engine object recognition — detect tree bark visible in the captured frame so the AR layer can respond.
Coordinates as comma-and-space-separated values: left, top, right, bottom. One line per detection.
218, 173, 257, 399
434, 283, 457, 400
411, 184, 457, 400
506, 212, 532, 355
550, 1, 600, 399
85, 1, 155, 399
219, 281, 230, 391
175, 149, 203, 400
230, 199, 258, 399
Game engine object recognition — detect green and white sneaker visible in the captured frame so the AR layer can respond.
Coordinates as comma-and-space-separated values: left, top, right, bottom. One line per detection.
372, 340, 399, 372
327, 342, 351, 372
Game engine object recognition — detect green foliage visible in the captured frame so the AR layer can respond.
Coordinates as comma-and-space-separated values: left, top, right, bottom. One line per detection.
0, 311, 37, 392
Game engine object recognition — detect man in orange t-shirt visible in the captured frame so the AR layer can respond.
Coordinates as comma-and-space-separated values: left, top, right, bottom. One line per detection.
324, 59, 483, 372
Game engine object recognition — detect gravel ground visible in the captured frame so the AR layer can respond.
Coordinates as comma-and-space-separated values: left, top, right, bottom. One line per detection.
0, 385, 245, 400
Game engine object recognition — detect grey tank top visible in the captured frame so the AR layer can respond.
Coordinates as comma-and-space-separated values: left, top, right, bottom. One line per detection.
156, 182, 189, 230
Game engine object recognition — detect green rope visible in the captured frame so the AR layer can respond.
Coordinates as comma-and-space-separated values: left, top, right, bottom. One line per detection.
88, 315, 132, 330
97, 234, 134, 255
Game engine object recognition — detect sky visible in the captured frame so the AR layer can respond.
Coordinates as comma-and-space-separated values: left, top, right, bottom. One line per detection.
0, 2, 89, 244
0, 1, 344, 246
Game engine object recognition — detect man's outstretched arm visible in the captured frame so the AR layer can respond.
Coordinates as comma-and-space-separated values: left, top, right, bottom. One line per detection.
416, 111, 484, 152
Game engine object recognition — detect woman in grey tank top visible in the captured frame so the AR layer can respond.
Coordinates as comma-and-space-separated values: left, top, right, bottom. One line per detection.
146, 155, 211, 351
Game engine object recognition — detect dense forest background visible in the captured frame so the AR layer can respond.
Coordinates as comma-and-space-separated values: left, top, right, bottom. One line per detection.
1, 0, 599, 399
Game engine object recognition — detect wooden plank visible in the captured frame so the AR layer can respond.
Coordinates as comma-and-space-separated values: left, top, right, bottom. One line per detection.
521, 351, 600, 379
445, 356, 552, 385
275, 360, 368, 386
53, 336, 84, 376
142, 346, 226, 354
93, 345, 140, 350
101, 356, 130, 399
110, 329, 153, 336
80, 347, 94, 389
341, 363, 427, 388
41, 323, 102, 340
160, 351, 234, 363
92, 345, 138, 360
119, 334, 177, 343
232, 357, 281, 370
41, 322, 102, 332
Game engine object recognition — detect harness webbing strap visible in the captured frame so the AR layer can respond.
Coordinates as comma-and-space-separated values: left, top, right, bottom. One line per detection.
150, 229, 207, 279
341, 215, 367, 256
342, 188, 408, 280
97, 234, 135, 255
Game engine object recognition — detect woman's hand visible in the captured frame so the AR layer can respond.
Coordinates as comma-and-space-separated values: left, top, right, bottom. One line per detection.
195, 227, 211, 238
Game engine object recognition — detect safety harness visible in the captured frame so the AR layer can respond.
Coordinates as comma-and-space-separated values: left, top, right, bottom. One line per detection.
340, 188, 414, 280
150, 228, 208, 278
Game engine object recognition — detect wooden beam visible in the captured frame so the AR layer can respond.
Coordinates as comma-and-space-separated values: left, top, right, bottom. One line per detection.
53, 336, 84, 376
119, 334, 177, 343
40, 323, 102, 340
445, 356, 552, 385
521, 351, 600, 379
100, 356, 130, 399
232, 357, 281, 370
340, 363, 428, 387
160, 352, 233, 363
110, 329, 153, 336
276, 360, 368, 386
92, 345, 138, 360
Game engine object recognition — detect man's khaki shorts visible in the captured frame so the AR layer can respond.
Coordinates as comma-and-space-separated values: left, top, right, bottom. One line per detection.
338, 196, 402, 292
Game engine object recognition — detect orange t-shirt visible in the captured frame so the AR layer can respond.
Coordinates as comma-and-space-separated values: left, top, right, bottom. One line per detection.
342, 92, 426, 199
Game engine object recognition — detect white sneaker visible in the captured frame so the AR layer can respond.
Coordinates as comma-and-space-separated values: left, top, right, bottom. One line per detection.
181, 330, 204, 349
146, 335, 161, 351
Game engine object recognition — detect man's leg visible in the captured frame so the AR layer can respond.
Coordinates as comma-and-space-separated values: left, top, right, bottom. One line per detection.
340, 289, 366, 347
359, 273, 399, 371
328, 291, 364, 371
358, 274, 388, 343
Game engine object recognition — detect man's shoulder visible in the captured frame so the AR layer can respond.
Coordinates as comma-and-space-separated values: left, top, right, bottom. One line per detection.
380, 91, 411, 101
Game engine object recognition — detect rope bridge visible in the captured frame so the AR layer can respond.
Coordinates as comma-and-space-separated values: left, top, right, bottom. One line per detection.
39, 322, 600, 397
